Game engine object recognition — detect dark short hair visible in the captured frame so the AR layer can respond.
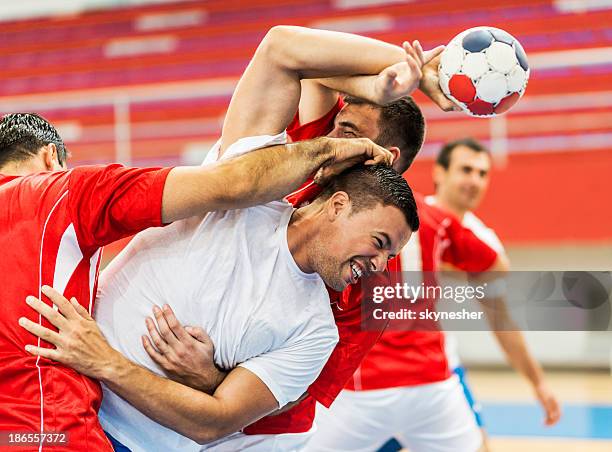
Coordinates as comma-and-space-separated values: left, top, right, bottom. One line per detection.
344, 96, 425, 173
0, 113, 68, 167
319, 164, 419, 232
436, 137, 489, 169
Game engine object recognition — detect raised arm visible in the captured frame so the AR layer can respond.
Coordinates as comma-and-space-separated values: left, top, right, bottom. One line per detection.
299, 42, 456, 123
220, 26, 427, 155
162, 136, 392, 223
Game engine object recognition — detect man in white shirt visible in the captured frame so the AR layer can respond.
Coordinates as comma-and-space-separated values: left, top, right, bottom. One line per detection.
24, 142, 417, 452
20, 25, 425, 451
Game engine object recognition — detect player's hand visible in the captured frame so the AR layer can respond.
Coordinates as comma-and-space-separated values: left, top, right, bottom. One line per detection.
372, 43, 423, 105
315, 137, 394, 184
534, 382, 562, 426
142, 304, 226, 394
19, 286, 122, 379
371, 40, 436, 105
417, 43, 461, 112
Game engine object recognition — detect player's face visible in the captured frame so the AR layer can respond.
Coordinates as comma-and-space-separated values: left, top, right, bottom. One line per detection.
327, 103, 381, 142
313, 201, 411, 291
437, 146, 491, 211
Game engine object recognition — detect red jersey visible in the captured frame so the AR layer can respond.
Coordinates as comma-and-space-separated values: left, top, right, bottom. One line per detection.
347, 196, 498, 391
0, 164, 171, 451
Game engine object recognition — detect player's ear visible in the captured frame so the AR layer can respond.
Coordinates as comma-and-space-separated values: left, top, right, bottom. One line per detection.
41, 143, 60, 171
326, 191, 351, 221
387, 146, 400, 166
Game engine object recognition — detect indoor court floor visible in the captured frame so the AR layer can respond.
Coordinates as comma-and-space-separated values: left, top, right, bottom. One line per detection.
471, 370, 612, 451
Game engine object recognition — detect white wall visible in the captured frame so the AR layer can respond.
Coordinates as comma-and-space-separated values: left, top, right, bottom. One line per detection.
456, 243, 612, 370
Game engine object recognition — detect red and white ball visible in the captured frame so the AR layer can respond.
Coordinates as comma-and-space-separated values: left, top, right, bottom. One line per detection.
438, 26, 529, 117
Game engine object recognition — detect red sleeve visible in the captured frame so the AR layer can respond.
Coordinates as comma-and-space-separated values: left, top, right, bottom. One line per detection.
287, 97, 344, 142
442, 217, 498, 272
67, 164, 172, 251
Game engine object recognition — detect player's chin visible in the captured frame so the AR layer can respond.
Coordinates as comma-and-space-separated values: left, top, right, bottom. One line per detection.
323, 274, 349, 292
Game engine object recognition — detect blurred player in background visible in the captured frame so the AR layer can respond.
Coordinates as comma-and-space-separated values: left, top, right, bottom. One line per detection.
431, 138, 561, 450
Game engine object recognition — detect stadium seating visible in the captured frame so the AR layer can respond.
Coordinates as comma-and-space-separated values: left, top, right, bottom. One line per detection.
1, 0, 610, 244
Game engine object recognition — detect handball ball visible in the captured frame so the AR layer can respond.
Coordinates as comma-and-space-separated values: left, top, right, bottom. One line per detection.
438, 26, 529, 117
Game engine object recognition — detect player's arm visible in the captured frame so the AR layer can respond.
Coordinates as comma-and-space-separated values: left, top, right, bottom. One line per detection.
479, 298, 561, 426
299, 46, 456, 124
485, 253, 509, 273
162, 137, 379, 222
443, 223, 510, 275
141, 305, 308, 415
21, 287, 336, 443
221, 26, 428, 155
101, 365, 278, 444
139, 305, 227, 394
71, 137, 392, 249
20, 288, 296, 443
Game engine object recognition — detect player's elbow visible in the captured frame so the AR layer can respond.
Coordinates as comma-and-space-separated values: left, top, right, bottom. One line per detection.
192, 428, 223, 445
259, 25, 307, 74
186, 399, 243, 445
192, 422, 238, 445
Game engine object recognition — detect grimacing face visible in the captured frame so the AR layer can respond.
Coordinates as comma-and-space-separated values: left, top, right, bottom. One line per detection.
310, 197, 412, 291
436, 146, 491, 211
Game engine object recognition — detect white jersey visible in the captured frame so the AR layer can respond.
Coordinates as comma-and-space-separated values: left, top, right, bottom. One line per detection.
95, 133, 338, 452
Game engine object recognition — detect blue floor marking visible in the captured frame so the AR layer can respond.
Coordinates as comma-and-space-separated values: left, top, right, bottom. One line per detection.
481, 402, 612, 439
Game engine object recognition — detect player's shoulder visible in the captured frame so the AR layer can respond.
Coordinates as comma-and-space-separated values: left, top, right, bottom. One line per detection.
287, 97, 342, 142
462, 211, 504, 252
243, 198, 293, 223
462, 211, 489, 231
0, 170, 79, 230
0, 169, 72, 201
417, 194, 456, 229
67, 163, 123, 180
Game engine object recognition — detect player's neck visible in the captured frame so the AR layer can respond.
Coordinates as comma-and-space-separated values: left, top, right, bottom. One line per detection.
432, 195, 467, 221
286, 207, 319, 274
0, 160, 47, 177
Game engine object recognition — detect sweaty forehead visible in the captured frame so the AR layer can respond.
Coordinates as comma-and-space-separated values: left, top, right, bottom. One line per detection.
336, 104, 381, 137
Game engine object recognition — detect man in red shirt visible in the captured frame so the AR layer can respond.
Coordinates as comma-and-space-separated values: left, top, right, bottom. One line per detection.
286, 65, 506, 452
232, 28, 506, 450
0, 111, 388, 451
